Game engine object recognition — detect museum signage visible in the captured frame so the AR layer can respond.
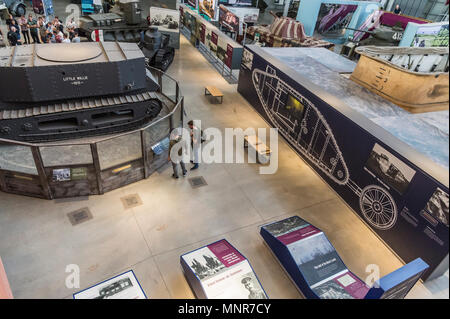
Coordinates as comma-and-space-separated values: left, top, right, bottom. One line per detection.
181, 239, 268, 299
180, 4, 243, 70
261, 216, 429, 299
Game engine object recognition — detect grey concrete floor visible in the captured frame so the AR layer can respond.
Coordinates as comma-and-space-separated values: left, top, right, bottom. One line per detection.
0, 35, 448, 299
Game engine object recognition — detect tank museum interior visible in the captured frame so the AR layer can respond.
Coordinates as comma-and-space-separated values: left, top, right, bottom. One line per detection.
0, 0, 448, 301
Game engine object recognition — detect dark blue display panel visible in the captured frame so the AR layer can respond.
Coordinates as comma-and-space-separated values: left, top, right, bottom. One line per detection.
238, 46, 448, 281
260, 216, 429, 299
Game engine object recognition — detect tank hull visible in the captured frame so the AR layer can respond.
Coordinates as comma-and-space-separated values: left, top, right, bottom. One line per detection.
351, 46, 449, 113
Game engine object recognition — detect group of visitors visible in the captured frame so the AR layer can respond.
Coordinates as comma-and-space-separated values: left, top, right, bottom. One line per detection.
169, 121, 203, 179
5, 13, 80, 46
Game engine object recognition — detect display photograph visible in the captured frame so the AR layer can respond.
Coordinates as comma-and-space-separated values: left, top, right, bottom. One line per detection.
149, 7, 180, 32
315, 3, 357, 37
411, 24, 449, 47
263, 216, 310, 237
241, 48, 253, 70
423, 188, 449, 227
73, 271, 146, 299
52, 168, 71, 182
366, 143, 417, 195
0, 0, 448, 307
199, 0, 218, 20
182, 247, 227, 280
312, 279, 353, 299
219, 5, 240, 34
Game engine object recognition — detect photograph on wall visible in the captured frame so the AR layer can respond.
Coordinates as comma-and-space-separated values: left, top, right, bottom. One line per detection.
182, 246, 226, 280
287, 232, 347, 286
149, 7, 180, 32
73, 271, 146, 299
228, 6, 260, 23
219, 5, 240, 34
263, 216, 309, 237
242, 48, 254, 70
411, 24, 449, 48
315, 3, 357, 37
52, 168, 71, 182
365, 143, 416, 195
199, 0, 218, 20
201, 260, 267, 299
422, 188, 449, 227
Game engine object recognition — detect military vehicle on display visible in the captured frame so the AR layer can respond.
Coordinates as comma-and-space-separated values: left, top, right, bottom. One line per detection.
78, 0, 175, 71
346, 24, 405, 46
139, 27, 175, 71
78, 0, 147, 43
1, 0, 26, 17
0, 42, 165, 142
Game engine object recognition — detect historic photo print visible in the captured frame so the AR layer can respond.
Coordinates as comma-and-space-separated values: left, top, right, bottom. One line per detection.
424, 187, 449, 227
240, 271, 267, 299
366, 143, 416, 194
263, 216, 309, 237
183, 247, 226, 280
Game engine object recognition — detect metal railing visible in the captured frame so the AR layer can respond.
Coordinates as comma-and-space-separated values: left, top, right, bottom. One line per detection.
0, 66, 184, 199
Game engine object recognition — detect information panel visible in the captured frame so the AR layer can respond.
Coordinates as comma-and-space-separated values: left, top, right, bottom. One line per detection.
73, 270, 146, 299
260, 216, 429, 299
181, 239, 268, 299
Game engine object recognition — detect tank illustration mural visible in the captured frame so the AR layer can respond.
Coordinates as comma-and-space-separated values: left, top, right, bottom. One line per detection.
252, 66, 398, 230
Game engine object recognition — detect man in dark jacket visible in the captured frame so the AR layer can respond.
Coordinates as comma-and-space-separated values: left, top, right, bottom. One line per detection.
7, 26, 19, 46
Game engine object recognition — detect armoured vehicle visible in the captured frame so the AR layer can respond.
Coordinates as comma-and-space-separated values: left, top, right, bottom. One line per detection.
139, 27, 175, 72
78, 0, 147, 43
1, 0, 26, 17
78, 0, 175, 71
347, 24, 405, 46
0, 42, 164, 142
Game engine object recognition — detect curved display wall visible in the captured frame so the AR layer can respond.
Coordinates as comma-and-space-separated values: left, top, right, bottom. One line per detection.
237, 45, 449, 281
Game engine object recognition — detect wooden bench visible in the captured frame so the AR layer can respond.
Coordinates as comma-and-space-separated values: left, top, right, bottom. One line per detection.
205, 86, 224, 104
244, 135, 272, 164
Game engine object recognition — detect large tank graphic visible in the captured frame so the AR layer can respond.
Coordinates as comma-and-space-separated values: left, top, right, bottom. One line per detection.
252, 66, 398, 230
0, 42, 163, 142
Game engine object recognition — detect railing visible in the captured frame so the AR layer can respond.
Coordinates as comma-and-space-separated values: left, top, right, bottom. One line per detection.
0, 66, 184, 199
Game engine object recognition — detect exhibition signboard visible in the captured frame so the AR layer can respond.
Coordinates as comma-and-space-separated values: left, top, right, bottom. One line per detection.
181, 239, 268, 299
260, 216, 429, 299
238, 45, 448, 281
180, 4, 243, 70
73, 270, 146, 299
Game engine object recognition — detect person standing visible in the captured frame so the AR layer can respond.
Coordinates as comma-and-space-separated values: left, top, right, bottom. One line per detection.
7, 27, 19, 46
28, 14, 41, 44
18, 15, 30, 45
188, 120, 202, 170
169, 129, 188, 179
393, 4, 402, 14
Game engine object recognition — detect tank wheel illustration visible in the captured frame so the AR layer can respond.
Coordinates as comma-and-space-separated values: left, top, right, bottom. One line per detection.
359, 185, 398, 230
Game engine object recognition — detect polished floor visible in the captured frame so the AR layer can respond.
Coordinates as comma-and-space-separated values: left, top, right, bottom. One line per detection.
0, 34, 448, 299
